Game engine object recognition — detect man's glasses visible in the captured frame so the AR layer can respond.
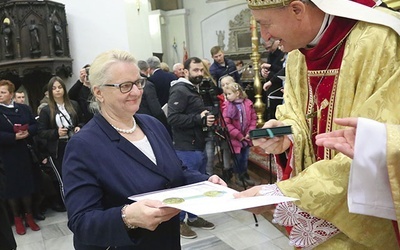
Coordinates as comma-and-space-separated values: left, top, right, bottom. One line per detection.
102, 78, 146, 93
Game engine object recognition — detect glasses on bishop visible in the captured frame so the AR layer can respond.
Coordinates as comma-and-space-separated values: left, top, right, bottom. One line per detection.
102, 78, 146, 93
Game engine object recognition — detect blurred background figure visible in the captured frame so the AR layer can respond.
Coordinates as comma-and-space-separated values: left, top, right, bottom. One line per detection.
260, 38, 286, 120
0, 80, 40, 235
68, 64, 94, 125
0, 159, 17, 249
172, 62, 185, 79
38, 76, 82, 212
160, 62, 170, 72
14, 90, 26, 105
137, 60, 171, 135
147, 56, 177, 107
209, 45, 241, 85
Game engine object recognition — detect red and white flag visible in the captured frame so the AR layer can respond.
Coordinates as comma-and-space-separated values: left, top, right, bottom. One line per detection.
183, 41, 188, 63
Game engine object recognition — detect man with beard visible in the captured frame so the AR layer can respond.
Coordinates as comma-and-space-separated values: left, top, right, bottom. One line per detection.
167, 57, 216, 239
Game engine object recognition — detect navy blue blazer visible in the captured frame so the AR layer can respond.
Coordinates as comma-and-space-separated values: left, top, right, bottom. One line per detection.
148, 69, 177, 106
63, 113, 208, 250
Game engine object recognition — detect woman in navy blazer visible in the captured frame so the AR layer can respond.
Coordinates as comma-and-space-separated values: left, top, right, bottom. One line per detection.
62, 49, 225, 250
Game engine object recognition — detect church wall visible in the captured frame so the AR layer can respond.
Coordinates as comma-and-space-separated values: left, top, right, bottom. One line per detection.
55, 0, 153, 87
158, 9, 189, 68
54, 0, 251, 88
182, 0, 247, 61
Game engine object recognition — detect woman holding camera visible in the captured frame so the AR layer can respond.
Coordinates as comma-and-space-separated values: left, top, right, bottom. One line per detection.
38, 76, 82, 211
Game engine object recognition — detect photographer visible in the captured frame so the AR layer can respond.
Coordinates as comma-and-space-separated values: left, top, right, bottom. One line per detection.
38, 76, 82, 212
167, 57, 216, 239
68, 64, 94, 124
199, 60, 224, 176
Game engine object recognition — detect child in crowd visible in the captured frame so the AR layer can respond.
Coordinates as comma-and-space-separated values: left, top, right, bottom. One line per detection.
223, 82, 257, 186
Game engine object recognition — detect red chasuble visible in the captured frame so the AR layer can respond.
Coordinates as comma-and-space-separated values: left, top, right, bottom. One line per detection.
299, 16, 356, 161
299, 0, 375, 161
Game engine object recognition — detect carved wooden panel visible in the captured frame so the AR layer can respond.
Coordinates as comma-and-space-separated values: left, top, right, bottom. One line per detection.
0, 0, 73, 115
224, 8, 267, 61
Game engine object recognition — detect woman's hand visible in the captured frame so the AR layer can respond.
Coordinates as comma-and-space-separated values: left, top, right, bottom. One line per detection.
74, 127, 81, 133
79, 68, 86, 83
208, 175, 227, 187
252, 119, 291, 154
58, 127, 68, 137
124, 200, 180, 231
15, 130, 29, 140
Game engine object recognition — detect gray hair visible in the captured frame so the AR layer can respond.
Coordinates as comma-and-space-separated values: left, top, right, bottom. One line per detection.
137, 60, 149, 72
146, 56, 161, 70
89, 49, 137, 112
172, 63, 183, 71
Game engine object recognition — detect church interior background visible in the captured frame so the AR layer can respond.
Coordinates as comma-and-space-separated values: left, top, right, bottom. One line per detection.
1, 0, 398, 114
2, 0, 400, 249
1, 0, 399, 191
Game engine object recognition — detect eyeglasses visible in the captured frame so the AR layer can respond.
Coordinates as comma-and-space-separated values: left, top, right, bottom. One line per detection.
102, 78, 146, 93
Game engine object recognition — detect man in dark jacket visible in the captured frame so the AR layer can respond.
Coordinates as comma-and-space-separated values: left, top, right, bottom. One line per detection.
209, 46, 241, 85
167, 57, 216, 239
147, 56, 176, 107
260, 39, 286, 120
68, 64, 93, 124
137, 60, 170, 136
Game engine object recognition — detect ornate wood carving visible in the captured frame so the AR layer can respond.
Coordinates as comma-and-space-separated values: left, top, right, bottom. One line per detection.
0, 0, 72, 77
224, 8, 267, 61
0, 0, 73, 114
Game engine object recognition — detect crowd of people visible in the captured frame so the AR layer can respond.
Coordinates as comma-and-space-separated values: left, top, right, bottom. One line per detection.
1, 0, 399, 248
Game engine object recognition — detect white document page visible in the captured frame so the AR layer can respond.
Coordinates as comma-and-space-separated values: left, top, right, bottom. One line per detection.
129, 181, 298, 215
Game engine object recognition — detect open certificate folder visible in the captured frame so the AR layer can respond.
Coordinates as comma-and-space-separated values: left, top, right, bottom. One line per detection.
129, 181, 298, 216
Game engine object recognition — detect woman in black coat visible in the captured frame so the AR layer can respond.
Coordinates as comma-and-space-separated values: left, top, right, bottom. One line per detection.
0, 80, 40, 235
0, 160, 17, 249
38, 76, 82, 211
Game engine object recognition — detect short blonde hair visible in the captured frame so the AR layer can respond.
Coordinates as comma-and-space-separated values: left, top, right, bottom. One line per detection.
219, 75, 235, 89
160, 62, 170, 72
90, 49, 137, 89
89, 50, 137, 111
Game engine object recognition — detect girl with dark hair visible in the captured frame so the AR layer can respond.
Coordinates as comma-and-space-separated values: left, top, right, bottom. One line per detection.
38, 76, 82, 211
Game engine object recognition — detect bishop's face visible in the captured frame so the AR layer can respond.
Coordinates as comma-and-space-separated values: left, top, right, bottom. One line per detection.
251, 1, 318, 52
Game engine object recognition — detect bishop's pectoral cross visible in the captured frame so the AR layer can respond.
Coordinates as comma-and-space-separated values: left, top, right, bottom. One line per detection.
306, 99, 329, 134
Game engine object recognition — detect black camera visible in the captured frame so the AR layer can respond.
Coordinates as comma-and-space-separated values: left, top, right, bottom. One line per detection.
65, 126, 75, 138
199, 78, 222, 134
199, 78, 221, 117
